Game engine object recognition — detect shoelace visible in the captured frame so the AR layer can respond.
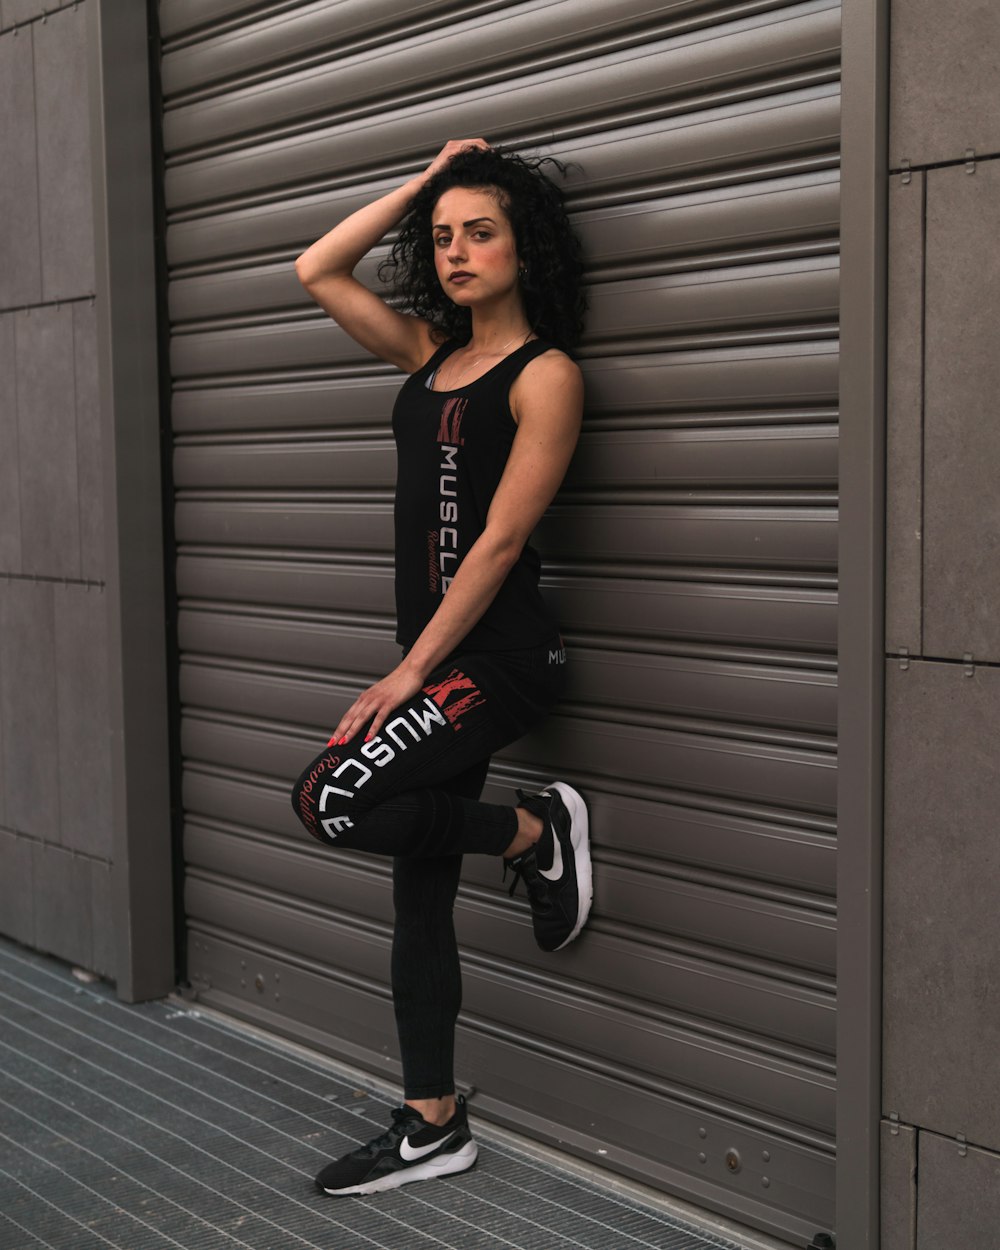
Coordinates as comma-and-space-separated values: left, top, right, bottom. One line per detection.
503, 849, 548, 900
505, 787, 553, 898
359, 1106, 423, 1156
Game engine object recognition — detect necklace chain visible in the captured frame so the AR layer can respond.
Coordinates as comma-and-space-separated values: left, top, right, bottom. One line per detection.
442, 333, 525, 388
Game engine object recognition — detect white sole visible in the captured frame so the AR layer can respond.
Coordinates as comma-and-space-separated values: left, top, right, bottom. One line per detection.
320, 1139, 478, 1196
547, 781, 592, 949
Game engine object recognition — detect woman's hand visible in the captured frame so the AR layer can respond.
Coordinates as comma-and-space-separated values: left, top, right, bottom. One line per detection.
419, 138, 490, 185
329, 662, 426, 747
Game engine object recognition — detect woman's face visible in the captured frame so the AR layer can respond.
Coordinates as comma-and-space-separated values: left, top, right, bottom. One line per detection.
431, 186, 521, 309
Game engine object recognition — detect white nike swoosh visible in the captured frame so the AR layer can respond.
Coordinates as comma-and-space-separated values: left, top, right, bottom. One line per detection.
539, 823, 564, 883
399, 1132, 454, 1162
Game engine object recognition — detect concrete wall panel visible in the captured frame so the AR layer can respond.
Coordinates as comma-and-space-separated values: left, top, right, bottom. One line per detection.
34, 4, 94, 301
0, 1, 119, 984
884, 169, 923, 655
15, 304, 81, 579
0, 830, 34, 946
890, 0, 1000, 166
74, 298, 105, 581
883, 6, 1000, 1242
0, 22, 41, 307
31, 840, 92, 968
0, 312, 22, 572
90, 856, 115, 979
0, 579, 59, 839
884, 660, 1000, 1144
922, 161, 1000, 660
880, 1120, 917, 1250
917, 1132, 1000, 1250
55, 583, 112, 857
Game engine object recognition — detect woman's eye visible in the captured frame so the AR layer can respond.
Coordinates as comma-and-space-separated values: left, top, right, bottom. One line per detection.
434, 235, 451, 247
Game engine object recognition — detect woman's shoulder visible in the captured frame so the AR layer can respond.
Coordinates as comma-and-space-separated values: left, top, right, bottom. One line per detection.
515, 342, 582, 386
509, 343, 584, 425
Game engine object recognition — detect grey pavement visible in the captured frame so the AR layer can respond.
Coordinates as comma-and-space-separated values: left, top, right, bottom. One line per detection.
0, 937, 755, 1250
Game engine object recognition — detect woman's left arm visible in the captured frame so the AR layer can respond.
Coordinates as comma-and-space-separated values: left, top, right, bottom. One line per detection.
330, 352, 584, 745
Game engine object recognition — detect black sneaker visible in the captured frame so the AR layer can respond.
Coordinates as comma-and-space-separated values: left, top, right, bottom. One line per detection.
506, 781, 592, 952
314, 1095, 477, 1196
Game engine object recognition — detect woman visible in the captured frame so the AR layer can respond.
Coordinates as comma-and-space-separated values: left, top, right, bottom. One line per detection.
291, 139, 591, 1196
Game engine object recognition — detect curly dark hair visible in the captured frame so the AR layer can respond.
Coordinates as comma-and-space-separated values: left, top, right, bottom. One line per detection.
378, 146, 587, 352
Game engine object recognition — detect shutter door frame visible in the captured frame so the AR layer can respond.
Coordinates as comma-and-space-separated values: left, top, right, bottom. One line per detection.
835, 0, 889, 1245
153, 1, 858, 1243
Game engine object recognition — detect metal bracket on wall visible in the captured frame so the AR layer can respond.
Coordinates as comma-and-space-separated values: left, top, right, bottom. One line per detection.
965, 148, 976, 175
898, 647, 910, 671
963, 653, 975, 677
899, 158, 912, 185
888, 1111, 901, 1136
957, 1133, 969, 1157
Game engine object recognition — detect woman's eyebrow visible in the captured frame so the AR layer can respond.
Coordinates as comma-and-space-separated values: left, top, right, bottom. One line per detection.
432, 217, 498, 229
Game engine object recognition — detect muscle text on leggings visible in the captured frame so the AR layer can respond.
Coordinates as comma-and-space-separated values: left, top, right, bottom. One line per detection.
315, 697, 449, 839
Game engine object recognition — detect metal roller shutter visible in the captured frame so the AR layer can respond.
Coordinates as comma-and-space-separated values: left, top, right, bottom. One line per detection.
159, 0, 839, 1242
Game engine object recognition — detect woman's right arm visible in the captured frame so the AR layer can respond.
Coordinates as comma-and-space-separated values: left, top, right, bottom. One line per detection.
294, 139, 488, 373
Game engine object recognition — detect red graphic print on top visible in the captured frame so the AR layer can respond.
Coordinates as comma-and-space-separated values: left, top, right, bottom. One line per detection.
437, 396, 468, 445
423, 668, 486, 730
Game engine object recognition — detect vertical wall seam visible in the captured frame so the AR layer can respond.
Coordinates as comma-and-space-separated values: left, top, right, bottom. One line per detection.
912, 1123, 921, 1248
72, 303, 83, 582
12, 313, 24, 577
918, 170, 926, 658
47, 581, 63, 845
29, 23, 42, 303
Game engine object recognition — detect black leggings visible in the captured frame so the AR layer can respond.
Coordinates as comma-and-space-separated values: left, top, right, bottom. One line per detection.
290, 636, 567, 1098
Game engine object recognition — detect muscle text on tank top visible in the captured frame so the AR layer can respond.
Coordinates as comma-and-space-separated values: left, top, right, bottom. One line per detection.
435, 399, 467, 593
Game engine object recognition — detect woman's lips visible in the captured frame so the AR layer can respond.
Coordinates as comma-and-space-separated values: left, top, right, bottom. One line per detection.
449, 271, 474, 284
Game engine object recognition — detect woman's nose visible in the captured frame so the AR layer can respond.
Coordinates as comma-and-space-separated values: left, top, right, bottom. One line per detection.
447, 233, 467, 261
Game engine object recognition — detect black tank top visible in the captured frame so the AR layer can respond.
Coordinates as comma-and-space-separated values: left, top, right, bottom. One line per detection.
391, 336, 561, 651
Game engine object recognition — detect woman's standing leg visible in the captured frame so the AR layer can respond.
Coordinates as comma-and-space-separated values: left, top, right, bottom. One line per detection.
390, 759, 489, 1120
